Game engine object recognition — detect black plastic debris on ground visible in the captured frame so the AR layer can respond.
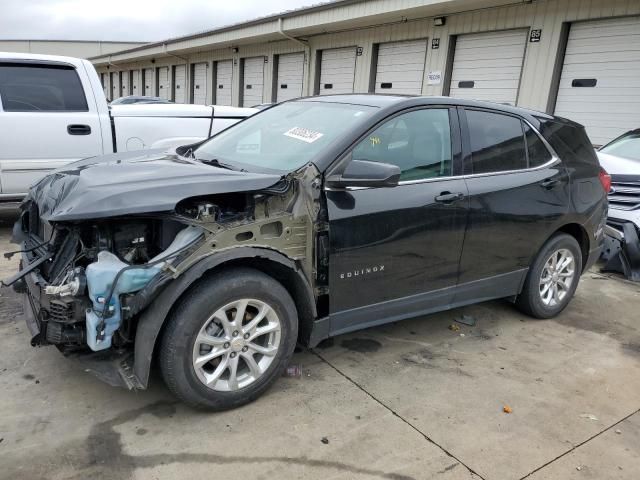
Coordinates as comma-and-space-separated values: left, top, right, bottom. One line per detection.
455, 315, 477, 327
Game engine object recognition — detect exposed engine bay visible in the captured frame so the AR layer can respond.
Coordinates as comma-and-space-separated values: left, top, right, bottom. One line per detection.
7, 164, 323, 366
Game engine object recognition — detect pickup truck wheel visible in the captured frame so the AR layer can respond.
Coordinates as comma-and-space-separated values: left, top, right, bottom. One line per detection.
159, 267, 298, 410
516, 233, 582, 319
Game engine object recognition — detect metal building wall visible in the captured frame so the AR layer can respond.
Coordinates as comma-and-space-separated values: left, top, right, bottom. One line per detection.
94, 0, 640, 111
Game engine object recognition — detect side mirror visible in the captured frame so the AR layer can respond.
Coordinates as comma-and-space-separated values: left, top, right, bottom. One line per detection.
326, 159, 400, 189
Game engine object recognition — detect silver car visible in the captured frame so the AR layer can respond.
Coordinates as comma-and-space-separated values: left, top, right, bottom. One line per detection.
598, 129, 640, 281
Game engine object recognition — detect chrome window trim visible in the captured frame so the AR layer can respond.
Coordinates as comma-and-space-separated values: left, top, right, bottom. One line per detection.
325, 112, 561, 191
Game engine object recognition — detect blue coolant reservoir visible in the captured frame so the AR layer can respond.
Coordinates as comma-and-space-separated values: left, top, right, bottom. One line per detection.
85, 225, 203, 351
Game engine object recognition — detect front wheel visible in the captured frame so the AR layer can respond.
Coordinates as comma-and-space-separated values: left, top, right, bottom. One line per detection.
159, 267, 298, 410
516, 233, 582, 319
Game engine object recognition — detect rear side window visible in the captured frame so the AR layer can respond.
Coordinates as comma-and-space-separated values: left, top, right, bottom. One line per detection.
524, 123, 552, 167
466, 110, 526, 174
0, 63, 88, 112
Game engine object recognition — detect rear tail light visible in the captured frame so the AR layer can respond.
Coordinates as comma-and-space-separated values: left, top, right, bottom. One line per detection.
599, 168, 612, 193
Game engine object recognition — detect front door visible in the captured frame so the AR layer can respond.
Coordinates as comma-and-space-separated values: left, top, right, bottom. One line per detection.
327, 107, 469, 335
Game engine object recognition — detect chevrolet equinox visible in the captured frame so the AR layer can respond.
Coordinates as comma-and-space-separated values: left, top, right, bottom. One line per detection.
5, 95, 609, 410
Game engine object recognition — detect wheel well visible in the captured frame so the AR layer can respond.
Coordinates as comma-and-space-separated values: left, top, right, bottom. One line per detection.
188, 257, 316, 345
556, 223, 590, 272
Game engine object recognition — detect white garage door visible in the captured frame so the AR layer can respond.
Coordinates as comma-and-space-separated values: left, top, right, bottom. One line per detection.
157, 66, 170, 99
276, 52, 305, 102
192, 63, 208, 105
319, 47, 356, 95
554, 16, 640, 146
173, 65, 186, 103
120, 71, 130, 97
101, 73, 108, 98
375, 39, 428, 95
449, 29, 528, 105
242, 57, 265, 107
111, 72, 120, 100
143, 68, 153, 96
215, 60, 233, 106
131, 70, 141, 95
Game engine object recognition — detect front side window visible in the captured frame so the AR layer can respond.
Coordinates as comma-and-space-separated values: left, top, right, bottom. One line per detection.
466, 110, 526, 174
0, 63, 88, 112
352, 108, 452, 181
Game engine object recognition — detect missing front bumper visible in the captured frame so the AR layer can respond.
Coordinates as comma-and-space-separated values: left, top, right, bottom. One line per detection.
601, 223, 640, 281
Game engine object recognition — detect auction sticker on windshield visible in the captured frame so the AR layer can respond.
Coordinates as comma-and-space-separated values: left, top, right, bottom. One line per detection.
284, 127, 324, 144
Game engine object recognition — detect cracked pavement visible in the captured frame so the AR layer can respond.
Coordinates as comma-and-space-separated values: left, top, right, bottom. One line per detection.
0, 214, 639, 480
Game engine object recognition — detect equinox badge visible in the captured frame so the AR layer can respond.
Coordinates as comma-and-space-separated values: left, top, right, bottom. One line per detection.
339, 265, 385, 279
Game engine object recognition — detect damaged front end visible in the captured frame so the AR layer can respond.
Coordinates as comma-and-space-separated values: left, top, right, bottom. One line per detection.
5, 160, 324, 389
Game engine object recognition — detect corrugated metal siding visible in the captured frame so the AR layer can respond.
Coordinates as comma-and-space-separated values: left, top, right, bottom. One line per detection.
94, 0, 640, 113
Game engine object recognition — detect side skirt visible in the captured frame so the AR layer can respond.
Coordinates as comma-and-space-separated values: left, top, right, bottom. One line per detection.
325, 269, 528, 339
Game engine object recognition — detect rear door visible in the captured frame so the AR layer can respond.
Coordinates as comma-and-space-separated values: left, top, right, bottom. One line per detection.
327, 106, 468, 334
0, 61, 104, 195
456, 107, 569, 299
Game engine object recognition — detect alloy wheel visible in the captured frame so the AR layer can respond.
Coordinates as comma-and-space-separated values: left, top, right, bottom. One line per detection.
191, 299, 282, 391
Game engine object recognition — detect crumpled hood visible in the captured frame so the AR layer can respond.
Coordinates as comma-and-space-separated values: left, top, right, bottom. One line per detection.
28, 149, 282, 222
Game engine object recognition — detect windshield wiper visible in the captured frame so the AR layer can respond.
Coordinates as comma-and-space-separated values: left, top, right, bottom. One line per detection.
200, 158, 247, 172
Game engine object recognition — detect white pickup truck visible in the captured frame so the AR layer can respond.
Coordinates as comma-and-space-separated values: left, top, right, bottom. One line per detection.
0, 52, 256, 201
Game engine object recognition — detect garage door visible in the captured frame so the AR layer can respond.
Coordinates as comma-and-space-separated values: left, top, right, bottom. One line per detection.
276, 52, 305, 102
215, 60, 233, 106
101, 73, 108, 98
449, 29, 527, 105
173, 65, 186, 103
319, 47, 356, 95
131, 70, 141, 95
242, 57, 265, 107
375, 39, 428, 95
157, 66, 170, 99
120, 71, 130, 97
143, 68, 153, 96
192, 63, 207, 105
111, 72, 120, 100
554, 16, 640, 146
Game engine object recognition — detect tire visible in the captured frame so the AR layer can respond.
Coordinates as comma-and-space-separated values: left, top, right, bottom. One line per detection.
516, 233, 582, 319
159, 267, 298, 410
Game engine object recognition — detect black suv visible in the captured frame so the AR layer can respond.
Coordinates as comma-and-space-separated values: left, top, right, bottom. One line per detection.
6, 95, 608, 410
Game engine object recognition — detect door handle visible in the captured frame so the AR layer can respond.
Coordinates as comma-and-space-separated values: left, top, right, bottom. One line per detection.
540, 178, 561, 189
434, 191, 464, 204
67, 124, 91, 135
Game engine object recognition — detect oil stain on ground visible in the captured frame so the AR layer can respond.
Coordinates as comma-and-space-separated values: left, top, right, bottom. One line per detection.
3, 400, 417, 480
340, 338, 382, 353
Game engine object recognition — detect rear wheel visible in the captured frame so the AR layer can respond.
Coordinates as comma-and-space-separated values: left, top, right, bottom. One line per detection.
516, 233, 582, 319
159, 267, 298, 410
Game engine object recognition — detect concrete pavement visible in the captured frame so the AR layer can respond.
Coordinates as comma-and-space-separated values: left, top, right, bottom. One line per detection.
0, 222, 638, 480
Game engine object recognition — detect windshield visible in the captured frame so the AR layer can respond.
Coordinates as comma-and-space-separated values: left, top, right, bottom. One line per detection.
194, 101, 377, 172
600, 132, 640, 162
